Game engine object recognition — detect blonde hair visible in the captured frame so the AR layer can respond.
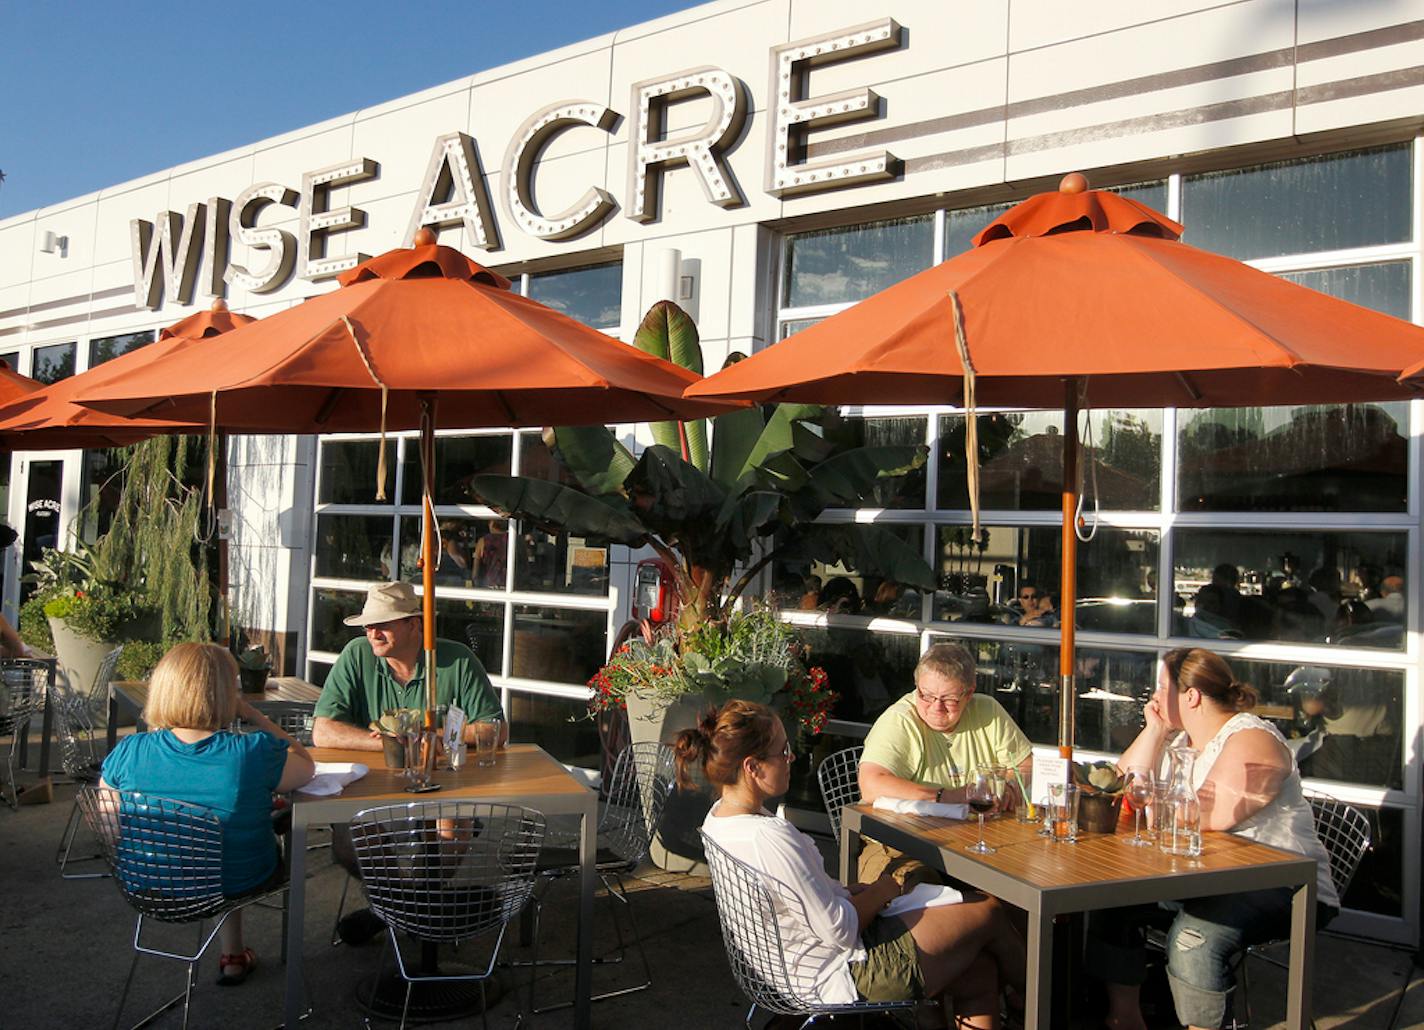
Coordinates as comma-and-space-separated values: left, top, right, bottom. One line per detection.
142, 642, 240, 731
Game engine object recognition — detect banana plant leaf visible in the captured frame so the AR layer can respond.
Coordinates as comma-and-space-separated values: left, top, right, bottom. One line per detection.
777, 523, 936, 591
622, 444, 728, 529
730, 402, 823, 490
633, 301, 708, 471
708, 404, 765, 490
545, 425, 635, 496
469, 475, 647, 546
790, 444, 929, 522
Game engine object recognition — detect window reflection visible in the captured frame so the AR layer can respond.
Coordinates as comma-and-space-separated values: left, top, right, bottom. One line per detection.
514, 525, 608, 596
1222, 657, 1403, 791
310, 588, 365, 653
398, 516, 510, 589
933, 525, 1158, 635
314, 514, 392, 581
1172, 530, 1406, 649
507, 691, 601, 768
1281, 262, 1410, 321
527, 262, 622, 329
510, 605, 606, 685
88, 330, 153, 368
1182, 144, 1411, 260
399, 434, 512, 505
769, 524, 925, 619
938, 411, 1161, 512
32, 341, 76, 384
831, 415, 926, 509
433, 597, 504, 674
318, 439, 392, 505
796, 626, 920, 723
1178, 403, 1407, 513
783, 216, 934, 308
948, 637, 1156, 752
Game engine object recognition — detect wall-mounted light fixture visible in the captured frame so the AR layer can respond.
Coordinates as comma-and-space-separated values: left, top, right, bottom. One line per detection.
39, 230, 69, 257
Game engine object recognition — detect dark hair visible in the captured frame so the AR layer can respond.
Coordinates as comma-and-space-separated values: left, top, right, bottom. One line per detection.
1161, 647, 1257, 712
672, 700, 780, 793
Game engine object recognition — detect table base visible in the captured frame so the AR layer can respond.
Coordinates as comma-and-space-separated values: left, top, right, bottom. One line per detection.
356, 960, 501, 1024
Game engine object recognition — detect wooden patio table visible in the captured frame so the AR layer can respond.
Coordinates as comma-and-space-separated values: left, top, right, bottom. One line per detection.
284, 744, 597, 1029
839, 804, 1318, 1030
105, 675, 321, 751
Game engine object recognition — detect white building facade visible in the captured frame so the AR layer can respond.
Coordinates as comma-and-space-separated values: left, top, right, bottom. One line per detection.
1, 0, 1421, 944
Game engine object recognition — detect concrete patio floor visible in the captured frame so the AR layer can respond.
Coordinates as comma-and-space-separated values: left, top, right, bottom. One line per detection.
2, 749, 1421, 1029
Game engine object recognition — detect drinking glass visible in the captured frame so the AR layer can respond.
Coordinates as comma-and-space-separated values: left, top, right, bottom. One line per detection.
447, 739, 468, 772
474, 718, 502, 768
1123, 766, 1155, 847
965, 767, 996, 854
990, 764, 1008, 817
1049, 782, 1079, 843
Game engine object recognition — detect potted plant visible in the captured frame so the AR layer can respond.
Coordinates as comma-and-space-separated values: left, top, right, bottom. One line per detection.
236, 644, 272, 694
1072, 759, 1127, 833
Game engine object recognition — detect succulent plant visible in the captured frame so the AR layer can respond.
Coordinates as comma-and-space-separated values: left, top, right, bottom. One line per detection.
1073, 760, 1125, 794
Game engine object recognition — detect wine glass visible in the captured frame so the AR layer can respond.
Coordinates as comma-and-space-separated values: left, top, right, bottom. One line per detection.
965, 766, 997, 854
1123, 766, 1155, 847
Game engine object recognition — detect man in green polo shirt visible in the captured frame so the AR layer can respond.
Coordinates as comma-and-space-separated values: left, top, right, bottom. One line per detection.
857, 641, 1033, 885
312, 580, 505, 749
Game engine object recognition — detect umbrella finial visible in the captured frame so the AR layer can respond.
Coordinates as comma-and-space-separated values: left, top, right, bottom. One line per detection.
413, 227, 437, 247
1059, 172, 1089, 194
209, 298, 228, 312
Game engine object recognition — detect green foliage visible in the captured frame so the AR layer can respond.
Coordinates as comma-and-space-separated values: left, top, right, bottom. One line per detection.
17, 594, 54, 654
633, 301, 708, 471
236, 644, 271, 671
117, 640, 165, 682
43, 590, 156, 645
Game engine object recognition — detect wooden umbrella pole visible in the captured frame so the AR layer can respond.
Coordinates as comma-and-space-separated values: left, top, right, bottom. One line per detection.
1059, 378, 1079, 761
213, 430, 231, 646
420, 398, 438, 731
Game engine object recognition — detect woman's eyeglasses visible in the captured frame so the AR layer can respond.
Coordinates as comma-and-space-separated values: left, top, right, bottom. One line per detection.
915, 687, 971, 709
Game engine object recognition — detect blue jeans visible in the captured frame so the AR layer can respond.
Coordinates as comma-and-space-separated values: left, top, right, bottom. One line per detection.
1086, 888, 1335, 1029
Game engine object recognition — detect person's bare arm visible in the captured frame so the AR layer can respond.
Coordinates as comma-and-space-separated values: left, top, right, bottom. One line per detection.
848, 874, 902, 933
1196, 729, 1290, 831
0, 615, 26, 658
858, 760, 968, 804
312, 715, 383, 751
1116, 694, 1173, 775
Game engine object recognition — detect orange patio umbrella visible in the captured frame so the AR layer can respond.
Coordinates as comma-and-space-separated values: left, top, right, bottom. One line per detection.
0, 359, 42, 407
0, 301, 252, 450
76, 229, 741, 760
687, 174, 1424, 760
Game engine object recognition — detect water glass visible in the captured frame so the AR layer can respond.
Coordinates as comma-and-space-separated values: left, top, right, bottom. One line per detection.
447, 739, 468, 772
474, 718, 502, 768
1049, 782, 1079, 843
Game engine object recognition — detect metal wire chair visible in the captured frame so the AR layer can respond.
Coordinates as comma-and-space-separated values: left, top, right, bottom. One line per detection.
54, 680, 107, 878
350, 800, 546, 1030
0, 657, 54, 808
78, 786, 289, 1030
518, 741, 675, 1013
1234, 792, 1373, 1029
83, 645, 124, 720
815, 746, 863, 843
700, 832, 924, 1028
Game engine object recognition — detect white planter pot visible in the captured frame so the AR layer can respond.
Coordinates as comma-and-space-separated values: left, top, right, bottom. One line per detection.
47, 616, 121, 701
625, 689, 712, 873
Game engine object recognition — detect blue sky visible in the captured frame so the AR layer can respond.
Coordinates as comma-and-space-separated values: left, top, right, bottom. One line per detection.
0, 0, 698, 219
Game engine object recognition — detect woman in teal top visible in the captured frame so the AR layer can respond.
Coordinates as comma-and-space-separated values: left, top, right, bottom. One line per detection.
101, 643, 315, 985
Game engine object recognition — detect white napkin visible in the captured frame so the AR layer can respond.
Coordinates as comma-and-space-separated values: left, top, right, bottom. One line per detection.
882, 883, 965, 918
872, 796, 969, 820
296, 762, 369, 796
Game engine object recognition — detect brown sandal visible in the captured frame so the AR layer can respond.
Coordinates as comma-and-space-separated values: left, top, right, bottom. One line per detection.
217, 947, 257, 986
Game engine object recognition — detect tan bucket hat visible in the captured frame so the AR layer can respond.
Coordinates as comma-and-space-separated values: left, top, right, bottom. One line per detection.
343, 581, 422, 627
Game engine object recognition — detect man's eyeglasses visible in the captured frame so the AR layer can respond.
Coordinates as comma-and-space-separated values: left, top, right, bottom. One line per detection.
916, 687, 971, 709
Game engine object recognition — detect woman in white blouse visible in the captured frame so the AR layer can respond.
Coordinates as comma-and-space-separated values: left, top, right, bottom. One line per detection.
680, 700, 1025, 1029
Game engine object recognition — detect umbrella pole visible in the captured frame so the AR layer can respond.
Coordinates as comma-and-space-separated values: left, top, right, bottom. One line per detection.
214, 430, 230, 646
1059, 379, 1079, 761
420, 399, 439, 733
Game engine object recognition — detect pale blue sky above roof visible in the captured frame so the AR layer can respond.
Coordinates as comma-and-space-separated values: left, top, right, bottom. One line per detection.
0, 0, 699, 219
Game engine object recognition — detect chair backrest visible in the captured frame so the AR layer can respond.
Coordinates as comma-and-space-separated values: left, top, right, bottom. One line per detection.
86, 646, 124, 710
699, 831, 824, 1015
0, 657, 54, 728
600, 741, 676, 865
1306, 793, 1372, 900
816, 746, 863, 842
266, 705, 315, 746
351, 800, 545, 944
77, 786, 228, 922
54, 681, 98, 775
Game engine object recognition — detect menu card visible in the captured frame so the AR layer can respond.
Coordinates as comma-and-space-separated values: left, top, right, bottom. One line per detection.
1030, 754, 1072, 807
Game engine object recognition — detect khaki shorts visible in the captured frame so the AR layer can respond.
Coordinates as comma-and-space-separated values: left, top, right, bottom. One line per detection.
857, 838, 941, 889
849, 914, 924, 1002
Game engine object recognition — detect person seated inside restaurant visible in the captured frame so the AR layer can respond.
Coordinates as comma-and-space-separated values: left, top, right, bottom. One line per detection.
100, 643, 316, 985
1366, 573, 1405, 622
685, 699, 1026, 1029
820, 575, 863, 614
1086, 648, 1339, 1030
857, 642, 1033, 886
312, 581, 506, 943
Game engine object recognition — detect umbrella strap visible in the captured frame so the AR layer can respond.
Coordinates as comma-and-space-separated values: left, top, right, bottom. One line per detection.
419, 403, 441, 575
949, 290, 983, 546
342, 315, 389, 500
1074, 378, 1100, 543
206, 390, 218, 502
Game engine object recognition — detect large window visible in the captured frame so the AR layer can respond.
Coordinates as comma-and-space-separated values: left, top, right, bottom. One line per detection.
772, 149, 1418, 935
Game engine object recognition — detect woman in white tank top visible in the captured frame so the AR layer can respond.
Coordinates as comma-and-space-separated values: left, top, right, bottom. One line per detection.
1088, 648, 1340, 1030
